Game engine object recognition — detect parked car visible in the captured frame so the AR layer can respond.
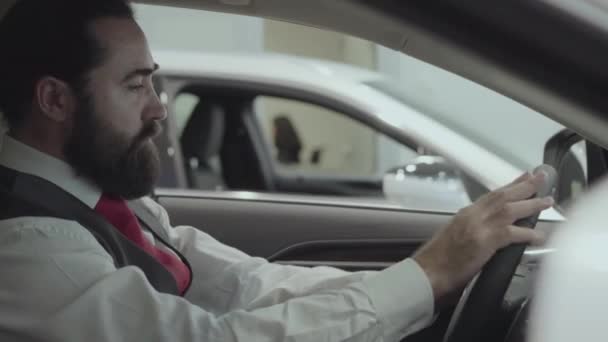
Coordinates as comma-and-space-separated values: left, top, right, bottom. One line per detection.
150, 51, 567, 214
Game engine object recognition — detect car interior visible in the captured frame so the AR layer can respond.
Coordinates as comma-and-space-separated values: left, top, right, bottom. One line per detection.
172, 86, 275, 192
2, 1, 608, 341
180, 100, 227, 189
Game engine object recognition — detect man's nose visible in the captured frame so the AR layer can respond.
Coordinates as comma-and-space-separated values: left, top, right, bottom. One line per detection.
144, 90, 168, 122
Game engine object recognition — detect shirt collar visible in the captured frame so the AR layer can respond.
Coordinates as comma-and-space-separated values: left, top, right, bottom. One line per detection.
0, 134, 102, 208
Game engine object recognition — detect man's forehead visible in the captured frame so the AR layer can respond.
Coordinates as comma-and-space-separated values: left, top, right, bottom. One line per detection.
91, 17, 144, 46
90, 17, 155, 71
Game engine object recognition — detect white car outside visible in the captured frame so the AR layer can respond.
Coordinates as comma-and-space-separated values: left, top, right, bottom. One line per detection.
153, 51, 563, 218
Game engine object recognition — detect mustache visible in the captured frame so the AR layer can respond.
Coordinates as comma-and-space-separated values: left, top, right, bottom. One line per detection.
128, 121, 162, 153
136, 121, 162, 143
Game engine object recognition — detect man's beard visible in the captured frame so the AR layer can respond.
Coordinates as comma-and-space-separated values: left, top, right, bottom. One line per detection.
64, 92, 161, 200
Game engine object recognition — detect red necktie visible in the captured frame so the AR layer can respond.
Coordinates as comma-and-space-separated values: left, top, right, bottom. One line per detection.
94, 193, 191, 295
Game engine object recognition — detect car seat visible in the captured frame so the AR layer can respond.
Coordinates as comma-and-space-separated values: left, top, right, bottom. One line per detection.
179, 101, 226, 190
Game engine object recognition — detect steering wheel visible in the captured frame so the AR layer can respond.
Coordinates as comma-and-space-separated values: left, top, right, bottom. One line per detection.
442, 165, 557, 342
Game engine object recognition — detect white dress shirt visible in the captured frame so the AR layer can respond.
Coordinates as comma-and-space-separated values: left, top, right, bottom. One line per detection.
0, 135, 434, 342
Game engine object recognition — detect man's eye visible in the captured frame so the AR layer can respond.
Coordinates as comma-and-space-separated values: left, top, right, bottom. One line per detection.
128, 84, 145, 91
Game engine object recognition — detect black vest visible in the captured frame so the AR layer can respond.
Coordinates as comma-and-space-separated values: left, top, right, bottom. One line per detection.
0, 164, 192, 296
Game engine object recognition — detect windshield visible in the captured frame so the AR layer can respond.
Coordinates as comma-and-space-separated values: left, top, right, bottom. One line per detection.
366, 73, 566, 171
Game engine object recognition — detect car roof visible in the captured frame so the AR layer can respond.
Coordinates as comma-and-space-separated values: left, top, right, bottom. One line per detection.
153, 50, 384, 85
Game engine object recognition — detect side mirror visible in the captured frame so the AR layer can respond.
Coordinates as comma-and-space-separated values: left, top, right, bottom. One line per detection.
382, 155, 472, 211
543, 129, 587, 209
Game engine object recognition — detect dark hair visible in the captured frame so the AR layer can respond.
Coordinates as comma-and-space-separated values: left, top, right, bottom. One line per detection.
0, 0, 134, 129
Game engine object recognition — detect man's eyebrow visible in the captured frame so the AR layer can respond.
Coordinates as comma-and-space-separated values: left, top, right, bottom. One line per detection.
122, 63, 160, 82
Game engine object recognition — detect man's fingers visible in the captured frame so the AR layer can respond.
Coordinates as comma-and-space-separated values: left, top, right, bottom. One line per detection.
500, 197, 554, 223
493, 172, 532, 194
505, 226, 547, 246
478, 173, 542, 210
508, 172, 533, 187
482, 172, 546, 213
505, 172, 547, 201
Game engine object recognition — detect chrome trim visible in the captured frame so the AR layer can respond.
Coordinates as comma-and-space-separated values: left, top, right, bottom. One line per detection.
522, 247, 556, 265
155, 188, 459, 215
155, 188, 564, 221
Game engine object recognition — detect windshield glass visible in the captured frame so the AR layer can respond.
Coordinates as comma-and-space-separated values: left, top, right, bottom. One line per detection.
366, 68, 565, 171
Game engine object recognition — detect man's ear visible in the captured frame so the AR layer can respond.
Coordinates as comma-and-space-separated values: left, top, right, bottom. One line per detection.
35, 76, 76, 123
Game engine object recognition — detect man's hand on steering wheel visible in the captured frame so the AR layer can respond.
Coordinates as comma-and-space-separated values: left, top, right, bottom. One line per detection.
413, 171, 554, 302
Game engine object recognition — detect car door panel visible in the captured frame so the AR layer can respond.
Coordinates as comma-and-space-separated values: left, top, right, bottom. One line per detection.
269, 239, 420, 271
157, 190, 448, 257
156, 189, 559, 274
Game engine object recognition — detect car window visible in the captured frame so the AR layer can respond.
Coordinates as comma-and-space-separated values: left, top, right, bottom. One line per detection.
138, 5, 565, 211
253, 95, 418, 178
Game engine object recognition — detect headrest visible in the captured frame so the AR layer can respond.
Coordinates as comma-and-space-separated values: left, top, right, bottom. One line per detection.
180, 101, 226, 164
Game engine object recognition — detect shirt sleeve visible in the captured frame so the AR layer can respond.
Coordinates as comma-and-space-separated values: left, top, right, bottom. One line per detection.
0, 218, 430, 342
142, 198, 435, 341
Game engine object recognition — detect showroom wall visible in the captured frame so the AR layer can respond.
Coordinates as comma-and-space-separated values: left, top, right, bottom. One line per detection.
135, 5, 263, 53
